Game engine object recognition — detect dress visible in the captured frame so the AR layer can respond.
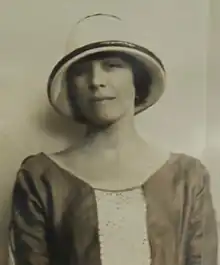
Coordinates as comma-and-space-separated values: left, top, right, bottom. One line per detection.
9, 152, 218, 265
9, 188, 150, 265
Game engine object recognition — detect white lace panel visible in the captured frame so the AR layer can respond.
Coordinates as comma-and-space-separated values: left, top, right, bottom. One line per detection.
95, 188, 151, 265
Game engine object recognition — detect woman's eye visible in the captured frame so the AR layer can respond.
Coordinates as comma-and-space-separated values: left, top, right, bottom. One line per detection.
105, 61, 123, 68
109, 64, 120, 68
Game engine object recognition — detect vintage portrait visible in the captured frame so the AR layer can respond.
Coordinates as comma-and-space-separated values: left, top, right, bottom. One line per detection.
7, 13, 218, 265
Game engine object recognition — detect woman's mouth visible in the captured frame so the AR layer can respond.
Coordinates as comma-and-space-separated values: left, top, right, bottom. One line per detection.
91, 96, 116, 102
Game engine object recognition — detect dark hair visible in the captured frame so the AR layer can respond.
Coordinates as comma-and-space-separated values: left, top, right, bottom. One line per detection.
65, 51, 152, 123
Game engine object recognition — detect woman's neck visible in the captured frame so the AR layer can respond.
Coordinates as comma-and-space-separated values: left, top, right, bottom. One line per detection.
84, 113, 141, 152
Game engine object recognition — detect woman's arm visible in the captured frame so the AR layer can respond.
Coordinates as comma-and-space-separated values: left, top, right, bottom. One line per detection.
187, 162, 218, 265
9, 158, 50, 265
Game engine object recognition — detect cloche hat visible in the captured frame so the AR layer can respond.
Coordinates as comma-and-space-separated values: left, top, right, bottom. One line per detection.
47, 13, 166, 117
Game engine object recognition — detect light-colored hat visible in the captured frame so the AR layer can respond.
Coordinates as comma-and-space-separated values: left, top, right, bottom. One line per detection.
47, 13, 166, 117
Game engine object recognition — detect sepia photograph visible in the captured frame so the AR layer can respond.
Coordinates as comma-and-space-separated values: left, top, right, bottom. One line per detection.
0, 1, 219, 265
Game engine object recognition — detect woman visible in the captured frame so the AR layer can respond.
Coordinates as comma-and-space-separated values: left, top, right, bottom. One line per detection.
9, 13, 218, 265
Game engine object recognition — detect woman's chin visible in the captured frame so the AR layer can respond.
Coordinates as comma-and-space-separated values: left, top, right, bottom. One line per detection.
88, 113, 122, 127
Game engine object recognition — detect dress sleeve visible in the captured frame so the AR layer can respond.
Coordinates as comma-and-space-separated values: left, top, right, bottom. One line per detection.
9, 156, 50, 265
187, 161, 218, 265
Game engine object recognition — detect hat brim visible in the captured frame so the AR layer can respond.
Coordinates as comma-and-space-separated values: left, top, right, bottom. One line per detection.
47, 40, 166, 117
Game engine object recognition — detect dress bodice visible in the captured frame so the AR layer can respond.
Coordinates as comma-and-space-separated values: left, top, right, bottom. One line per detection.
95, 188, 150, 265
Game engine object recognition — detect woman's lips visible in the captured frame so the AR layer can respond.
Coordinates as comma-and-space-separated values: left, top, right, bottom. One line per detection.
91, 96, 116, 102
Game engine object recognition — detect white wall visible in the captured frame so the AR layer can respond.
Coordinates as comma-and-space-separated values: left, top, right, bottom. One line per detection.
201, 0, 220, 259
0, 0, 212, 263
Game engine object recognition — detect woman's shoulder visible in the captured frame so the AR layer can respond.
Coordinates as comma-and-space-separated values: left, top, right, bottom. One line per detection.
16, 152, 71, 186
170, 152, 207, 171
170, 152, 202, 166
19, 152, 52, 175
16, 152, 89, 190
13, 153, 82, 215
168, 152, 210, 188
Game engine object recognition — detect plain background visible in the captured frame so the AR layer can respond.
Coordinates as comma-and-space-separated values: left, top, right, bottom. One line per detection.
0, 0, 219, 263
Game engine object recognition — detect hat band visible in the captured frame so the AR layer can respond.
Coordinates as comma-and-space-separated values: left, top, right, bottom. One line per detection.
47, 40, 165, 89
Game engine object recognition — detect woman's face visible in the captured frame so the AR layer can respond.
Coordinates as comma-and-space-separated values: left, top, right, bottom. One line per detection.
68, 53, 136, 125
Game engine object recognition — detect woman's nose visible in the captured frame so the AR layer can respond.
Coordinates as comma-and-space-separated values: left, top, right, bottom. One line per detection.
89, 62, 106, 90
